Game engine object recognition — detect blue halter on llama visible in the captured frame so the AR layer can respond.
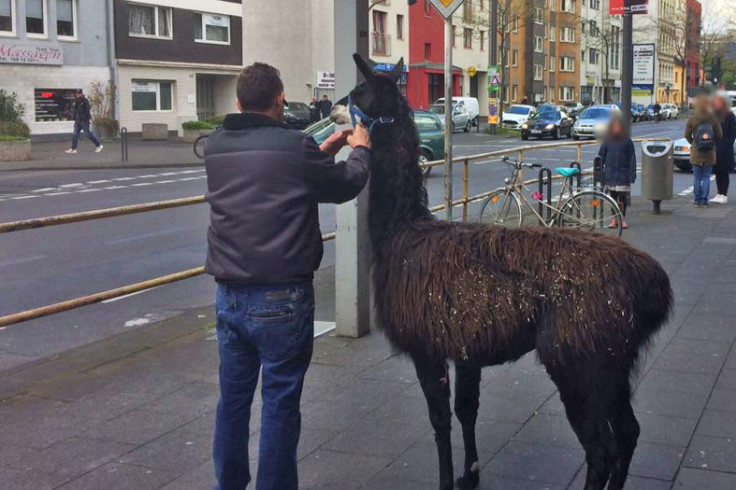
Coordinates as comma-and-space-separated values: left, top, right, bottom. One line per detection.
345, 54, 672, 490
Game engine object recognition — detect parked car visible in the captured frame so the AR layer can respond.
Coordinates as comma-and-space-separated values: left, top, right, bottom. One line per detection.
431, 102, 472, 132
501, 104, 536, 129
434, 97, 480, 126
564, 102, 585, 119
636, 104, 649, 121
284, 101, 312, 129
661, 103, 679, 119
572, 105, 619, 140
631, 104, 643, 122
413, 110, 445, 177
520, 109, 574, 140
673, 137, 736, 172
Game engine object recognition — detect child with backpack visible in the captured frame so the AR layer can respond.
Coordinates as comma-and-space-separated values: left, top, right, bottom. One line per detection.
598, 114, 637, 229
685, 95, 723, 207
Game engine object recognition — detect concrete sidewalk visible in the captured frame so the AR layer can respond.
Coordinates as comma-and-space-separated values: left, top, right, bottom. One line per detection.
2, 196, 736, 489
1, 137, 203, 171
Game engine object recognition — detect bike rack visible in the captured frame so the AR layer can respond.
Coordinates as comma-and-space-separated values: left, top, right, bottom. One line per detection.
538, 167, 552, 223
569, 161, 582, 191
593, 156, 604, 189
120, 127, 128, 162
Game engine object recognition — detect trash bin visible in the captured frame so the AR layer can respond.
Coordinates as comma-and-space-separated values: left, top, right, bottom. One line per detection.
640, 140, 674, 214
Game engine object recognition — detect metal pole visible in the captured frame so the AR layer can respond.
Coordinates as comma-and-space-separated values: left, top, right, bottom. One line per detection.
622, 13, 633, 129
489, 0, 498, 135
444, 18, 454, 221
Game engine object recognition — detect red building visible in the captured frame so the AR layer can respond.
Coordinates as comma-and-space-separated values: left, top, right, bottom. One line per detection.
406, 0, 462, 110
685, 0, 702, 95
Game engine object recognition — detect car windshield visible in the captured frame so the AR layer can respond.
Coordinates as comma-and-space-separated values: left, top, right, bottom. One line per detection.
534, 110, 560, 120
506, 106, 531, 115
414, 114, 441, 131
564, 103, 578, 108
287, 102, 309, 112
430, 104, 445, 115
580, 108, 610, 119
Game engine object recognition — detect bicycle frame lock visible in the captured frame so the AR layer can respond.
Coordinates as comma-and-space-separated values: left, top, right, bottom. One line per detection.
537, 167, 553, 222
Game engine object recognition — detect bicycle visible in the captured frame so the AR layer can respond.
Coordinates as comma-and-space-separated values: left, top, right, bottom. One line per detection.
478, 156, 624, 236
193, 126, 219, 159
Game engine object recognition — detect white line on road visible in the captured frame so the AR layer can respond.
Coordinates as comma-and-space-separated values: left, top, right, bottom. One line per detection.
153, 180, 177, 184
10, 195, 38, 200
59, 183, 84, 188
102, 185, 128, 190
86, 180, 111, 184
31, 187, 57, 193
131, 182, 154, 187
76, 188, 102, 193
44, 191, 72, 196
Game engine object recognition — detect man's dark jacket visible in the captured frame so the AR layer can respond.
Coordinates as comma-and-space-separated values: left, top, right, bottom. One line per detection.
715, 111, 736, 173
204, 112, 370, 283
72, 96, 91, 124
319, 99, 333, 119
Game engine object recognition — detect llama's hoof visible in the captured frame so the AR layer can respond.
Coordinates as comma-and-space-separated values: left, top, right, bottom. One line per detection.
455, 469, 480, 489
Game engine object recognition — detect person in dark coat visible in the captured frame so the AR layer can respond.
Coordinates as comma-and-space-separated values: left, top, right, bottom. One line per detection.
318, 94, 332, 119
711, 94, 736, 204
598, 114, 637, 229
308, 96, 320, 122
65, 89, 103, 154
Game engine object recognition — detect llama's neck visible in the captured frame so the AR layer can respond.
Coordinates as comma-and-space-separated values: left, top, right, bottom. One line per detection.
368, 123, 432, 252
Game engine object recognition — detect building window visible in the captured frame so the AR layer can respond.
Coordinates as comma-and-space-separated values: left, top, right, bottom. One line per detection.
548, 86, 555, 102
610, 26, 620, 70
56, 0, 76, 39
428, 73, 442, 103
0, 0, 15, 34
26, 0, 46, 37
550, 56, 555, 72
424, 42, 431, 60
589, 20, 598, 37
463, 28, 472, 49
549, 26, 555, 41
480, 30, 485, 50
560, 27, 575, 43
534, 8, 543, 24
561, 0, 575, 13
560, 56, 575, 72
129, 3, 172, 39
512, 49, 518, 66
372, 11, 389, 55
512, 14, 518, 32
535, 36, 543, 53
424, 0, 431, 16
34, 88, 78, 122
194, 12, 230, 44
544, 54, 548, 70
397, 14, 404, 39
512, 85, 518, 102
590, 0, 600, 9
534, 64, 543, 81
132, 80, 173, 111
589, 48, 598, 64
559, 86, 575, 101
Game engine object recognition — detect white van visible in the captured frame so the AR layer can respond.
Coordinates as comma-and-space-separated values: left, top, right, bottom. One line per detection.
434, 97, 480, 126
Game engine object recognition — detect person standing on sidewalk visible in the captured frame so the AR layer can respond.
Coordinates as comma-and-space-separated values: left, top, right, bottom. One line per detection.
685, 95, 722, 207
711, 94, 736, 204
598, 114, 637, 229
318, 94, 333, 119
308, 96, 320, 122
65, 89, 103, 154
204, 62, 371, 490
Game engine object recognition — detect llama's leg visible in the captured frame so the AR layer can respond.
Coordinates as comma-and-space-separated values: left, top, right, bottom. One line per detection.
547, 369, 618, 490
454, 362, 481, 489
412, 355, 454, 490
607, 382, 640, 490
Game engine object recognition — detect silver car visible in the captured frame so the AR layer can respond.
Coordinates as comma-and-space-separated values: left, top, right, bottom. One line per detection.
431, 103, 472, 133
572, 105, 619, 140
673, 137, 736, 172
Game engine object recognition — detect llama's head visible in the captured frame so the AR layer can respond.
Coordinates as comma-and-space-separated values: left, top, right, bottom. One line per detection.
344, 54, 405, 124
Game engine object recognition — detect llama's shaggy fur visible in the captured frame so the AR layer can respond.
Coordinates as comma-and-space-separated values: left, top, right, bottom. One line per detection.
347, 54, 672, 490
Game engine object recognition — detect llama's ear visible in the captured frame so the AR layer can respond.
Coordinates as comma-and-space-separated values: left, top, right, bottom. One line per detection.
353, 53, 375, 82
388, 58, 405, 84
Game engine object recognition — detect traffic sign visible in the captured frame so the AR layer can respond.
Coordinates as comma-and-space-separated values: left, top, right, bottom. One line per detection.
488, 65, 502, 92
429, 0, 465, 19
468, 65, 477, 78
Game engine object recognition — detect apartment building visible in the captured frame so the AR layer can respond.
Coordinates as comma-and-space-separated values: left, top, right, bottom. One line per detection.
0, 0, 113, 138
448, 0, 490, 115
579, 0, 622, 104
369, 0, 410, 96
113, 0, 243, 134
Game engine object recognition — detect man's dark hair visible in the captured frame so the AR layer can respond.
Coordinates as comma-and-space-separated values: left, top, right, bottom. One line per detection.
236, 63, 284, 112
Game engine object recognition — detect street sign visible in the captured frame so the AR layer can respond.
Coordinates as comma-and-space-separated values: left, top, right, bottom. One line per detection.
468, 65, 477, 78
488, 65, 501, 92
429, 0, 465, 19
610, 0, 649, 15
488, 98, 500, 125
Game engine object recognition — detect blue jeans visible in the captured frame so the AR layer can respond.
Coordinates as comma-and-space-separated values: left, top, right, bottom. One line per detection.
72, 120, 100, 149
693, 165, 713, 205
213, 280, 314, 490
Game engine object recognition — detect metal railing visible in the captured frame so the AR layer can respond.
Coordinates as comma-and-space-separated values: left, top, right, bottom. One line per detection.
0, 137, 666, 328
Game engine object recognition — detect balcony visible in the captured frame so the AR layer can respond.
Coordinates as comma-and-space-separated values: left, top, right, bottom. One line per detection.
372, 32, 392, 57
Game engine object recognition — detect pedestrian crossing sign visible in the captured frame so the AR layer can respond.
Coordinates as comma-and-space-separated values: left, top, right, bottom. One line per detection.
487, 66, 502, 93
429, 0, 465, 19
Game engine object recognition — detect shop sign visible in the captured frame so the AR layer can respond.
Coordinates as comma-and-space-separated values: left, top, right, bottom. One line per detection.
610, 0, 649, 15
0, 40, 63, 65
316, 71, 335, 89
132, 81, 158, 93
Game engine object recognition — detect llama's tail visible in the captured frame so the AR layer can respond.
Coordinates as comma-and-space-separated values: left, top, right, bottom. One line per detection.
632, 254, 673, 363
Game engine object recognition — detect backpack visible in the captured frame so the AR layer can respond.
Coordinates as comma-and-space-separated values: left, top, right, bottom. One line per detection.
694, 122, 715, 152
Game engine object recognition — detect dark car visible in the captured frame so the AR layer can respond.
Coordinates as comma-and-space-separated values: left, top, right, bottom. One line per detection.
521, 110, 574, 140
284, 101, 311, 129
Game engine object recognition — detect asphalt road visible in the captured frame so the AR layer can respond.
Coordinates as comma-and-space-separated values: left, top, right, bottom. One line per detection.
0, 118, 690, 371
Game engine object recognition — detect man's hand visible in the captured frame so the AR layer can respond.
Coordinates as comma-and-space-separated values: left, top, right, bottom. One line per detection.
347, 123, 371, 149
319, 129, 353, 156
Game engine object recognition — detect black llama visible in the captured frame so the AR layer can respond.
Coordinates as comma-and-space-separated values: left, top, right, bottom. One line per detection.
346, 54, 672, 490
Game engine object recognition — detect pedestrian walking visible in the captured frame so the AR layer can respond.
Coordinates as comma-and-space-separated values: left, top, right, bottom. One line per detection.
684, 95, 722, 207
204, 62, 371, 490
318, 94, 332, 119
65, 89, 103, 154
711, 93, 736, 204
308, 96, 320, 122
598, 114, 636, 229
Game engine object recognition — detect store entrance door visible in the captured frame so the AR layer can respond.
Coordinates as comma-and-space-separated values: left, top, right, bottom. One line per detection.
196, 75, 216, 121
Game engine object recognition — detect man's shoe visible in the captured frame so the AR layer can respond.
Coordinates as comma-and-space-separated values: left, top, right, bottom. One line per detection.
95, 145, 104, 153
65, 148, 77, 154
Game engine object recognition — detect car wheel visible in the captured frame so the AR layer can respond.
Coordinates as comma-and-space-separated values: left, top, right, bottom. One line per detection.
464, 121, 471, 132
573, 135, 580, 141
566, 128, 572, 139
521, 134, 529, 141
419, 152, 432, 178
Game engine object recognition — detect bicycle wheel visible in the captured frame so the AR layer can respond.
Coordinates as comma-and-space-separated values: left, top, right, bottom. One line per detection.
478, 190, 523, 227
556, 190, 623, 236
193, 135, 208, 159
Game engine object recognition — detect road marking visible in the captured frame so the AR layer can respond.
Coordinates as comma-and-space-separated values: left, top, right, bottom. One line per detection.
112, 177, 136, 181
86, 180, 111, 184
154, 180, 177, 184
31, 187, 57, 193
131, 182, 154, 187
44, 191, 72, 196
59, 183, 84, 188
159, 172, 179, 176
102, 185, 128, 190
77, 188, 102, 193
10, 195, 38, 200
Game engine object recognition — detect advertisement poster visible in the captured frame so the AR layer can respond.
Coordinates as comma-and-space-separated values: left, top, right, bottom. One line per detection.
633, 44, 655, 97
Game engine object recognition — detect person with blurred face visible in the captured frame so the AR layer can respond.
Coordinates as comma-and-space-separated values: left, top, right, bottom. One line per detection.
598, 114, 636, 229
685, 95, 722, 207
711, 94, 736, 204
